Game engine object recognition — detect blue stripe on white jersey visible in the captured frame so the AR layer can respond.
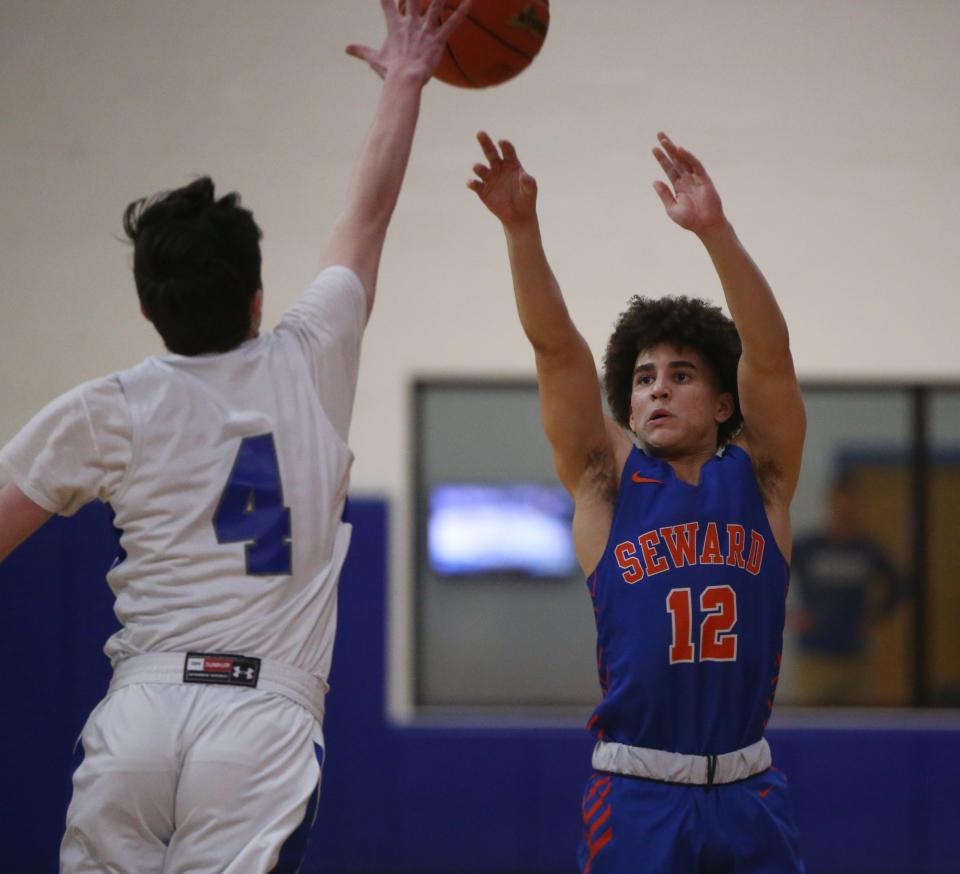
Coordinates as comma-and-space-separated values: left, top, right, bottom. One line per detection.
586, 444, 788, 756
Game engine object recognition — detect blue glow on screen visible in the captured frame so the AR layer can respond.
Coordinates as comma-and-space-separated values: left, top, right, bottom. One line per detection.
428, 482, 576, 578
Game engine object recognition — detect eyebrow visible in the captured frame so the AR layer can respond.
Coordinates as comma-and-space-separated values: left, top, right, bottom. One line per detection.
633, 360, 699, 376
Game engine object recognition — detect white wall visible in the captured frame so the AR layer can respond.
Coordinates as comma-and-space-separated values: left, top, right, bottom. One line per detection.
3, 0, 959, 714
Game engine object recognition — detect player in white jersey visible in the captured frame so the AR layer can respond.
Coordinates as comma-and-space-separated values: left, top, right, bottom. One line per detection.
0, 2, 470, 872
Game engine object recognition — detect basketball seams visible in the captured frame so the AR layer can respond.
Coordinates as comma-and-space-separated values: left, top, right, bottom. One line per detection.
417, 0, 549, 88
438, 1, 541, 61
459, 15, 535, 61
444, 42, 475, 86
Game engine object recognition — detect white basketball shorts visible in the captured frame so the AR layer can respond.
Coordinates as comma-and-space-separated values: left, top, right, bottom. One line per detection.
60, 681, 324, 874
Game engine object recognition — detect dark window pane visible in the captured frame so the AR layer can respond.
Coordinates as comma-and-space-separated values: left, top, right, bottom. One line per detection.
414, 382, 595, 714
780, 389, 912, 706
929, 391, 960, 705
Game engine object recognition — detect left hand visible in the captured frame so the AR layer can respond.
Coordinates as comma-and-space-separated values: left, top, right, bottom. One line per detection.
652, 131, 726, 234
468, 132, 539, 228
346, 0, 472, 84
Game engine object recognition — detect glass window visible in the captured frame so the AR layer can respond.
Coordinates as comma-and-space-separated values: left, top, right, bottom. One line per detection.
928, 390, 960, 705
413, 381, 955, 715
779, 389, 913, 706
414, 381, 596, 714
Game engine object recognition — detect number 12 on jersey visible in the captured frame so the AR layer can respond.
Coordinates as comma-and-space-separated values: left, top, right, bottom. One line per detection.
213, 433, 292, 576
666, 585, 738, 664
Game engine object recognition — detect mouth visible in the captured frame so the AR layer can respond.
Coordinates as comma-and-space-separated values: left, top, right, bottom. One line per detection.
648, 409, 673, 425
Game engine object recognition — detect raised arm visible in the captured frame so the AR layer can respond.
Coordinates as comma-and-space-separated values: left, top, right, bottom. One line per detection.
322, 0, 471, 316
468, 133, 630, 497
652, 132, 805, 505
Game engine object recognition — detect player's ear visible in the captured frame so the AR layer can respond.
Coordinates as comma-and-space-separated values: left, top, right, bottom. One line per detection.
249, 289, 264, 333
715, 391, 734, 424
140, 303, 152, 323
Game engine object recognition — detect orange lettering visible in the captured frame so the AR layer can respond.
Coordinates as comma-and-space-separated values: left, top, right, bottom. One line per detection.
638, 530, 669, 576
746, 531, 765, 575
726, 524, 746, 568
615, 540, 644, 584
699, 521, 723, 565
659, 523, 699, 568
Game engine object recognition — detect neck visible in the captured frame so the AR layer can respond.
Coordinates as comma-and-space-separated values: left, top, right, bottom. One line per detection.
646, 444, 719, 486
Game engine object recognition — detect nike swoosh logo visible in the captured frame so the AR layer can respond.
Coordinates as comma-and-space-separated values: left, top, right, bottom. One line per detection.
631, 473, 664, 485
758, 787, 773, 798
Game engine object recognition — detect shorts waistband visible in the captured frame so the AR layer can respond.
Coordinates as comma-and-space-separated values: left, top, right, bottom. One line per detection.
592, 737, 771, 786
109, 652, 327, 724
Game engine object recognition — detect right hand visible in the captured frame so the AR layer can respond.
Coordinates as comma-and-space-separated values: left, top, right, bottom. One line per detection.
468, 131, 538, 227
346, 0, 471, 84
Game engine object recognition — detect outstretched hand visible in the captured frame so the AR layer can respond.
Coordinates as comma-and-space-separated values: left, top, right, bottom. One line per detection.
652, 132, 725, 234
468, 131, 538, 227
346, 0, 471, 84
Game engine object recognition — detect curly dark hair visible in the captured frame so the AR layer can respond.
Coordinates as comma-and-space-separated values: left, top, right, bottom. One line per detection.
602, 295, 743, 446
123, 177, 262, 356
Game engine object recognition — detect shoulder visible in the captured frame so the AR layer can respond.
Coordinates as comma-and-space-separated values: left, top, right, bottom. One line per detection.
307, 265, 366, 303
78, 372, 128, 409
277, 266, 367, 335
9, 374, 126, 438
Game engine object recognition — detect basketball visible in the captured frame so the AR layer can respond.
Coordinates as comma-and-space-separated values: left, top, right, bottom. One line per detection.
410, 0, 550, 88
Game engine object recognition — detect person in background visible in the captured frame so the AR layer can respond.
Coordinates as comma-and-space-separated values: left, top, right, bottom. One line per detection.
791, 473, 902, 704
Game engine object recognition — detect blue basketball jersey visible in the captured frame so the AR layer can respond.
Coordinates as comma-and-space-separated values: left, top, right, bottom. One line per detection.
586, 444, 788, 755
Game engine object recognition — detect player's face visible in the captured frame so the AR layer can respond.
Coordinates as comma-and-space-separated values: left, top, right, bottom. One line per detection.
627, 343, 733, 458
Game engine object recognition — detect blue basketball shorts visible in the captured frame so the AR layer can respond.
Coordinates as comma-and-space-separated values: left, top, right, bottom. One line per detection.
579, 767, 804, 874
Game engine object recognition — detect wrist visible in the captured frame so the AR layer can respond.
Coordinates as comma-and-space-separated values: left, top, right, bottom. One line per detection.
695, 218, 736, 248
502, 214, 541, 239
384, 62, 430, 88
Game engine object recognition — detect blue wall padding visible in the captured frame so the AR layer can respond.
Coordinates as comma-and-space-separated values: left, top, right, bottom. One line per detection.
1, 500, 958, 874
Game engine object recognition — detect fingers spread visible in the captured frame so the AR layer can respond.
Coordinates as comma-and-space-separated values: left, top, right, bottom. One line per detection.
476, 131, 501, 164
652, 147, 679, 183
657, 132, 693, 176
345, 44, 373, 61
441, 0, 472, 36
382, 0, 401, 25
499, 139, 519, 162
657, 131, 680, 161
473, 163, 491, 179
652, 180, 675, 209
677, 145, 706, 177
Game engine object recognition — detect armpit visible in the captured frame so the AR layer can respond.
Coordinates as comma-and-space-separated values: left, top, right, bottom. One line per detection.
583, 444, 619, 506
753, 456, 783, 508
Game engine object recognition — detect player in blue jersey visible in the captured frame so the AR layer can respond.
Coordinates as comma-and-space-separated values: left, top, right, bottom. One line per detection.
469, 131, 806, 873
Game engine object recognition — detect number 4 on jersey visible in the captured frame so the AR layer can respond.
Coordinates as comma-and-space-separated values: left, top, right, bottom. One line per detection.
213, 433, 292, 576
666, 585, 738, 664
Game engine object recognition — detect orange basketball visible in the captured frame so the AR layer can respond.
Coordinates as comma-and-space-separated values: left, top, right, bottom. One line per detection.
411, 0, 550, 88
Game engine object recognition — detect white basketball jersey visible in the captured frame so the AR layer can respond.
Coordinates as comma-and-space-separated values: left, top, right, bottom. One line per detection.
1, 266, 366, 683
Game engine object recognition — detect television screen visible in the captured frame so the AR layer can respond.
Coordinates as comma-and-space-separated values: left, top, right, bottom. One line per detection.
427, 482, 577, 578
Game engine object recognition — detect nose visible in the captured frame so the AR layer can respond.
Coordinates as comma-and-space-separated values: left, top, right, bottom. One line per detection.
650, 377, 670, 399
